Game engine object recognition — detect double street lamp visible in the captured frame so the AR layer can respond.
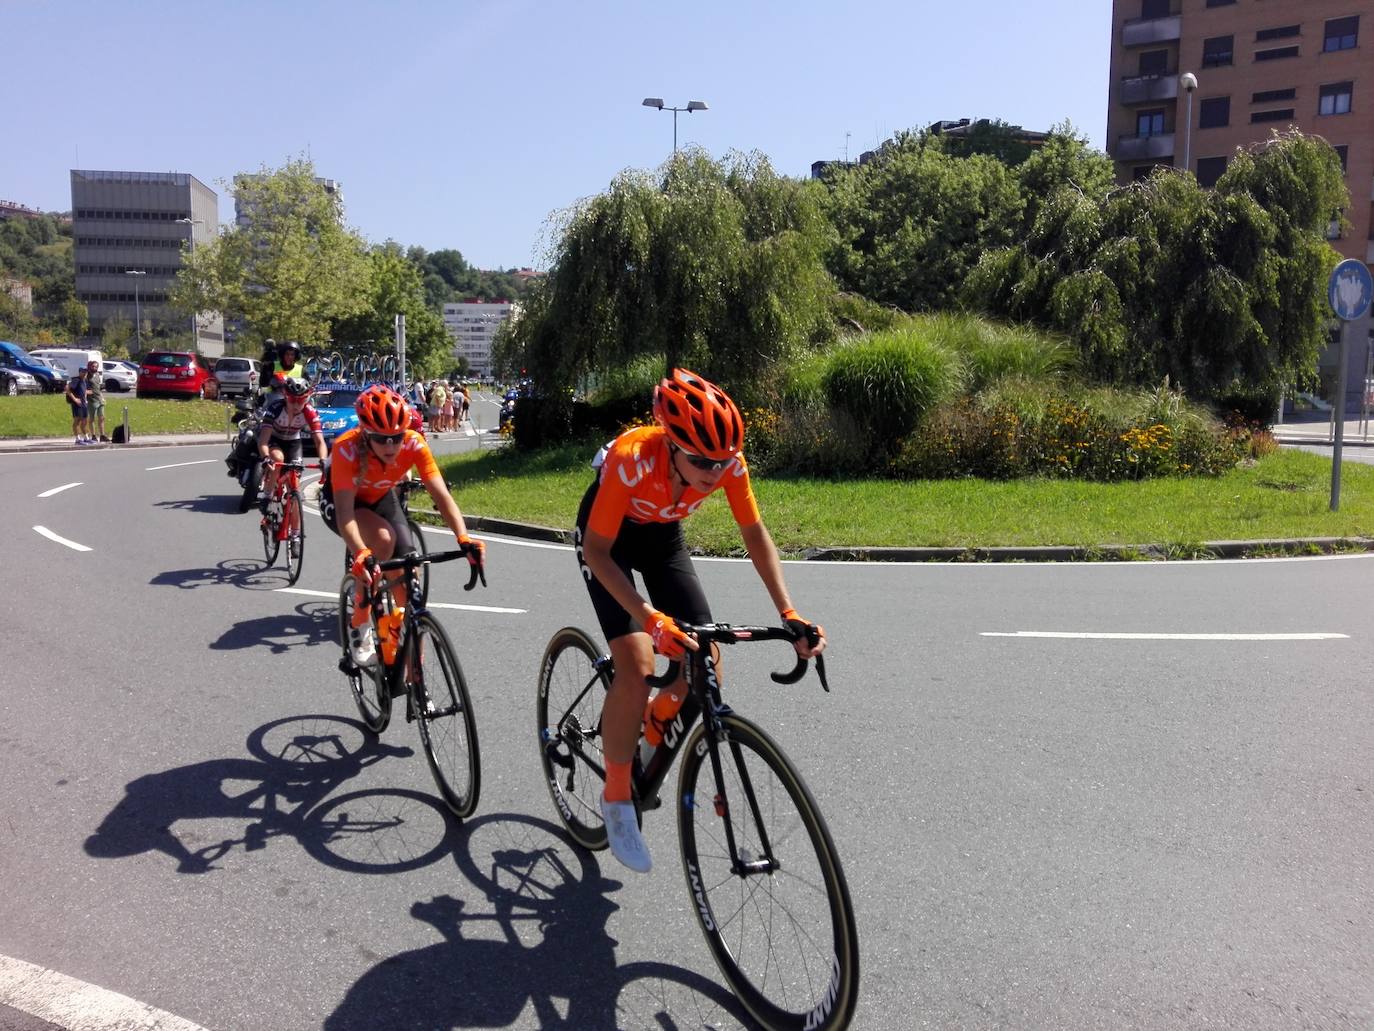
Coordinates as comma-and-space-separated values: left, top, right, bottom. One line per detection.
642, 97, 708, 153
124, 269, 146, 352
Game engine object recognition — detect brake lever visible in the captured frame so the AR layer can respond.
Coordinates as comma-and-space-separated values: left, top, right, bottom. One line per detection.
814, 653, 830, 692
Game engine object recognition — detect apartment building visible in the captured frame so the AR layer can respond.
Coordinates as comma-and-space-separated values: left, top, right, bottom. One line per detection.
442, 300, 515, 379
1108, 0, 1374, 407
70, 170, 224, 355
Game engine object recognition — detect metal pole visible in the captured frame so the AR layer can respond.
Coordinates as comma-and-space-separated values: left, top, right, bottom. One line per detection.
395, 313, 406, 386
1184, 91, 1193, 173
673, 109, 678, 153
121, 405, 129, 445
134, 279, 141, 352
1330, 320, 1350, 510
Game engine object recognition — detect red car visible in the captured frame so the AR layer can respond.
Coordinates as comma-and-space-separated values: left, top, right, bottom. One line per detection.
136, 351, 219, 400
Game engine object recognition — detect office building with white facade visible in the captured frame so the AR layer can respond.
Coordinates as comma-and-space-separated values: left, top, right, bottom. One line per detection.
442, 300, 515, 378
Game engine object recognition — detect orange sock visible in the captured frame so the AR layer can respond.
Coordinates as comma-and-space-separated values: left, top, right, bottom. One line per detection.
604, 759, 632, 803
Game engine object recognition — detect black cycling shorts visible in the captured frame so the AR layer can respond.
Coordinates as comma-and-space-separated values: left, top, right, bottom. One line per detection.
268, 435, 303, 464
320, 480, 416, 557
575, 478, 711, 644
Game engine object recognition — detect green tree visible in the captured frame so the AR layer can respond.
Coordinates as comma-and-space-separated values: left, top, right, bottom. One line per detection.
170, 157, 370, 349
60, 298, 89, 340
330, 245, 451, 376
101, 312, 134, 357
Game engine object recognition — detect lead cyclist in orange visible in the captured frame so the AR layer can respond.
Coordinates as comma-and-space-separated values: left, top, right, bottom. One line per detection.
575, 367, 826, 873
322, 385, 485, 664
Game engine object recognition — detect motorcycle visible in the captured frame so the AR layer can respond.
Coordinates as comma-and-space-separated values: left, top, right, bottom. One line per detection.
225, 398, 265, 513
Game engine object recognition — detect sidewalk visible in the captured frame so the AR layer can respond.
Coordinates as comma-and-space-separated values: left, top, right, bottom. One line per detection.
1272, 416, 1374, 447
0, 432, 225, 453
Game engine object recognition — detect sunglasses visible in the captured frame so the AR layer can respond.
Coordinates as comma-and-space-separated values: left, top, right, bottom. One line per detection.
367, 431, 406, 446
680, 450, 731, 472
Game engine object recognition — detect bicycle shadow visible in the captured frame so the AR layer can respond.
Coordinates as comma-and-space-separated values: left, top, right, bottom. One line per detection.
325, 812, 755, 1030
209, 601, 337, 654
153, 494, 242, 516
84, 714, 456, 876
149, 559, 284, 592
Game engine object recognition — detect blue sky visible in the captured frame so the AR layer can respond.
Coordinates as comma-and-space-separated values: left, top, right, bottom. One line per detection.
5, 0, 1111, 270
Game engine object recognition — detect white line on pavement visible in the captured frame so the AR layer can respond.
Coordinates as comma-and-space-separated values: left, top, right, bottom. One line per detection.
274, 587, 526, 614
0, 953, 210, 1031
981, 631, 1349, 640
37, 482, 81, 498
32, 526, 91, 552
146, 458, 219, 470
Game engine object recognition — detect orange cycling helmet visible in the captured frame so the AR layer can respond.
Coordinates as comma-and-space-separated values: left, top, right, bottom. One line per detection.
355, 384, 411, 435
652, 368, 745, 461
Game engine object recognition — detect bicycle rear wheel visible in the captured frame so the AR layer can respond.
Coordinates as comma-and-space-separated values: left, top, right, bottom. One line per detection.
536, 626, 611, 850
261, 499, 281, 565
338, 573, 390, 733
677, 715, 859, 1031
410, 612, 480, 818
284, 491, 305, 586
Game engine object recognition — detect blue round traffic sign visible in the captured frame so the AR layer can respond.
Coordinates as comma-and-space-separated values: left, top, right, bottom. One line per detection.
1329, 258, 1373, 322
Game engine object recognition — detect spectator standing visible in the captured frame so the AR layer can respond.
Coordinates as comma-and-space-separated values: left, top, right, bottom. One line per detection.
64, 366, 90, 445
429, 379, 448, 433
441, 380, 456, 432
86, 360, 109, 442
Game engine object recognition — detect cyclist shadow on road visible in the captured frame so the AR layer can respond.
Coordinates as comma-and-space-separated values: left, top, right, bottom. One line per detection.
325, 812, 754, 1030
149, 559, 284, 592
209, 601, 337, 654
84, 714, 458, 877
153, 494, 242, 516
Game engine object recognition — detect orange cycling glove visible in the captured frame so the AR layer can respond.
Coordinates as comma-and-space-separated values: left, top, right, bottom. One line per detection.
457, 534, 485, 572
781, 607, 823, 644
645, 610, 692, 659
350, 547, 375, 581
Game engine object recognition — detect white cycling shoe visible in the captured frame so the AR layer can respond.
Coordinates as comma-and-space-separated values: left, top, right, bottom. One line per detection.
600, 795, 652, 874
348, 624, 376, 666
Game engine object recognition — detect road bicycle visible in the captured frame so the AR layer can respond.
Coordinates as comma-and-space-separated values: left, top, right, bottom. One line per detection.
338, 544, 485, 818
259, 459, 321, 586
536, 621, 860, 1031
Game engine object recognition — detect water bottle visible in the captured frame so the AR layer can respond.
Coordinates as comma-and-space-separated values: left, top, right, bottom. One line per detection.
378, 607, 404, 664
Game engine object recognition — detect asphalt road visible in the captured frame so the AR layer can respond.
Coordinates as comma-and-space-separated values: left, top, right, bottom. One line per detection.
2, 416, 1371, 1030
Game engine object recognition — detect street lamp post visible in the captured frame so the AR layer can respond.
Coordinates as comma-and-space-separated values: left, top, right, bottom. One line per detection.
641, 97, 709, 153
124, 270, 146, 353
1179, 72, 1198, 174
175, 217, 204, 349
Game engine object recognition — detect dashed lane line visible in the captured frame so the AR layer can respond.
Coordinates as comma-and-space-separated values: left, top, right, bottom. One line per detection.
36, 482, 81, 498
0, 954, 210, 1031
32, 526, 91, 552
275, 585, 526, 615
980, 631, 1349, 640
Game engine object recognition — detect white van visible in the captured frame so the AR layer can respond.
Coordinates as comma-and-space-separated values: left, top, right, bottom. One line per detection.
30, 348, 104, 382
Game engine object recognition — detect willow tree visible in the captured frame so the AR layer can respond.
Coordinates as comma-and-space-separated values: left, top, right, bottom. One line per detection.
512, 149, 833, 398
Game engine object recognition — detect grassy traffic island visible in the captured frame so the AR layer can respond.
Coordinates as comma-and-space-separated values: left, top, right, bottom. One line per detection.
0, 394, 231, 437
422, 441, 1374, 559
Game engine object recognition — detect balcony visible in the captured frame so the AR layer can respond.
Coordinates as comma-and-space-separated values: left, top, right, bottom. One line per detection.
1116, 132, 1176, 161
1122, 14, 1181, 47
1120, 73, 1179, 105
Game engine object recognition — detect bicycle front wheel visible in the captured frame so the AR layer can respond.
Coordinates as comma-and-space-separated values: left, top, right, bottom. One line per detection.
410, 613, 480, 818
535, 626, 610, 850
284, 491, 305, 586
261, 500, 281, 565
408, 518, 430, 607
338, 574, 390, 733
677, 715, 859, 1031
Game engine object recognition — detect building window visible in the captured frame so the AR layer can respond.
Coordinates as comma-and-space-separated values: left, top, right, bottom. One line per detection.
1206, 0, 1235, 5
1324, 16, 1359, 52
1256, 46, 1300, 62
1196, 157, 1228, 188
1141, 0, 1171, 18
1333, 145, 1349, 171
1250, 108, 1295, 123
1319, 82, 1353, 115
1199, 97, 1230, 128
1138, 49, 1169, 76
1256, 25, 1300, 43
1137, 109, 1166, 137
1252, 88, 1297, 103
1202, 36, 1233, 67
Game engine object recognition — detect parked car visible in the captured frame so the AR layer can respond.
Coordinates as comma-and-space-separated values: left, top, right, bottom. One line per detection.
0, 366, 41, 395
213, 356, 261, 399
29, 348, 103, 382
136, 351, 219, 400
309, 383, 362, 454
0, 341, 66, 392
99, 360, 137, 392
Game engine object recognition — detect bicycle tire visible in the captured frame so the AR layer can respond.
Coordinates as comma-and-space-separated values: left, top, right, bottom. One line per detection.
261, 499, 281, 565
338, 573, 390, 733
410, 612, 481, 818
407, 518, 430, 607
284, 491, 305, 586
536, 626, 611, 850
677, 715, 859, 1031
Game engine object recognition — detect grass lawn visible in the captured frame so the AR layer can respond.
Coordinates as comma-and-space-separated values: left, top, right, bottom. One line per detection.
0, 394, 232, 437
421, 440, 1374, 555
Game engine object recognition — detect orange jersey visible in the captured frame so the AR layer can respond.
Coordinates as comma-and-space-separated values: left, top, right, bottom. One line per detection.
328, 427, 438, 505
586, 425, 760, 538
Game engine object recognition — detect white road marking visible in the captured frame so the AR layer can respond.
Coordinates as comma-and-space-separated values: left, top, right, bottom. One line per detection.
146, 458, 219, 470
0, 953, 209, 1031
981, 631, 1349, 641
32, 526, 91, 552
274, 587, 525, 614
37, 482, 81, 498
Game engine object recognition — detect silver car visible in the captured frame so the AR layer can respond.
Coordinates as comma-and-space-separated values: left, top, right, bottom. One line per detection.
213, 357, 260, 398
100, 360, 137, 392
1, 367, 40, 395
